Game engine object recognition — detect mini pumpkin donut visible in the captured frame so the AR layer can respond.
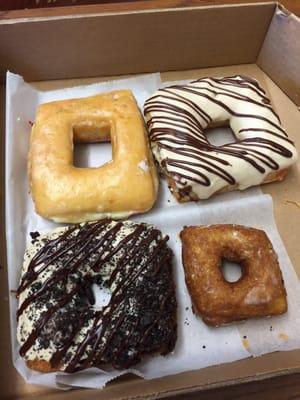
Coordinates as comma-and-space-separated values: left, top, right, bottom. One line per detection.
29, 90, 158, 223
180, 224, 287, 326
17, 219, 177, 372
144, 75, 298, 201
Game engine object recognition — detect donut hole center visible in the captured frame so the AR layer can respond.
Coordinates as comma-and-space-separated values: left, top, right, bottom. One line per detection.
205, 125, 237, 146
74, 142, 112, 168
73, 122, 112, 168
220, 258, 243, 283
89, 282, 112, 311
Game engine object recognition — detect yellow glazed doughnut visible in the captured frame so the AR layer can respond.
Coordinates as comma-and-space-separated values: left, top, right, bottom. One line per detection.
29, 90, 158, 223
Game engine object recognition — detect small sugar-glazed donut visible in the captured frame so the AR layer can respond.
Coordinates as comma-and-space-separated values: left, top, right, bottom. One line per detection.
180, 224, 287, 326
29, 90, 158, 223
17, 219, 177, 372
144, 75, 298, 201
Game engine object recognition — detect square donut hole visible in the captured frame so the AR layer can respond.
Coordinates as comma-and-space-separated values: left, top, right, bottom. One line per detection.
72, 120, 112, 168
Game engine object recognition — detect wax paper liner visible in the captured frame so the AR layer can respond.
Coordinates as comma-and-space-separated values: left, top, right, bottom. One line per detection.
5, 72, 300, 389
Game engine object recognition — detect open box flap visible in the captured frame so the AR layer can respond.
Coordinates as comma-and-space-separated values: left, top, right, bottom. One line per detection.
258, 4, 300, 106
0, 3, 275, 83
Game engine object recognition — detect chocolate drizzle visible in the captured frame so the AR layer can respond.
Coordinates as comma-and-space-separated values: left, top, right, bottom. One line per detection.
17, 220, 176, 371
144, 75, 297, 199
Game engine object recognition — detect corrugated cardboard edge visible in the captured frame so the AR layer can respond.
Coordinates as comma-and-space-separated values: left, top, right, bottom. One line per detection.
14, 355, 300, 400
0, 1, 277, 22
257, 3, 300, 106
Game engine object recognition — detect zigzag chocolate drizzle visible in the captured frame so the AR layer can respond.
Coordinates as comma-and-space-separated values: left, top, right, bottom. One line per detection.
17, 220, 176, 371
144, 75, 298, 200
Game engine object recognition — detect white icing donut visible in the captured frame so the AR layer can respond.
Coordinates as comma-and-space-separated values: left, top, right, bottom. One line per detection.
144, 75, 298, 201
17, 220, 176, 372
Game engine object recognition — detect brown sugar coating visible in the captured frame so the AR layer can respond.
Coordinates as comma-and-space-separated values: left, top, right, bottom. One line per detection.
180, 224, 287, 326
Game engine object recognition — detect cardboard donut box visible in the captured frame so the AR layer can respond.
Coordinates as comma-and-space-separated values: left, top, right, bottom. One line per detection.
1, 1, 300, 398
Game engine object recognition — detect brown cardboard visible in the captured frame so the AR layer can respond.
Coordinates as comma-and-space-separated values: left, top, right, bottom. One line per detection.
1, 3, 300, 400
257, 5, 300, 106
0, 3, 275, 83
2, 63, 300, 400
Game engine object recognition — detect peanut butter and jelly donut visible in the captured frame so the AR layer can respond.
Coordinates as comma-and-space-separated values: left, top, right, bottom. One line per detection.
180, 224, 287, 326
17, 220, 177, 372
144, 76, 298, 201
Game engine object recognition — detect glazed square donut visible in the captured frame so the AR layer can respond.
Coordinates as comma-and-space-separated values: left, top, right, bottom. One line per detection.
28, 90, 158, 223
180, 224, 287, 326
144, 75, 298, 201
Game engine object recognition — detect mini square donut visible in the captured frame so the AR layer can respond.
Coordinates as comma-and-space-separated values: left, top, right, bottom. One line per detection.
180, 224, 287, 326
144, 75, 298, 201
29, 90, 158, 223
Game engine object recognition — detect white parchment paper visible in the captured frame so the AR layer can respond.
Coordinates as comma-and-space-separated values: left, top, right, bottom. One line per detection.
5, 72, 300, 389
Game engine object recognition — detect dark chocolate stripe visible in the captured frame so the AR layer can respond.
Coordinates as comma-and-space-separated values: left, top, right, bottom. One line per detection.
17, 222, 123, 319
171, 86, 286, 133
144, 75, 296, 193
183, 82, 280, 121
65, 233, 170, 372
18, 220, 176, 372
161, 88, 212, 124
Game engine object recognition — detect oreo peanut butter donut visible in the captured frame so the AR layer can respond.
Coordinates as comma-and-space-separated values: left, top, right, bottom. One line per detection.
17, 220, 177, 372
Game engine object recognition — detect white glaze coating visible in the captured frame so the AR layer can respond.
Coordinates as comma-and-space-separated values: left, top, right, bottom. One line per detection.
17, 224, 112, 363
17, 221, 144, 364
16, 219, 175, 372
144, 75, 298, 200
